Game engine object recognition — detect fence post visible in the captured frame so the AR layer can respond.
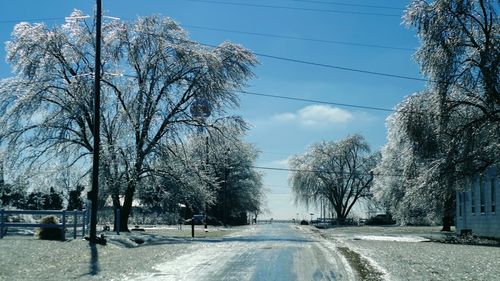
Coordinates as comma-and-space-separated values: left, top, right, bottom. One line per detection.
82, 209, 86, 238
73, 211, 77, 239
61, 210, 66, 241
0, 209, 4, 239
115, 208, 120, 235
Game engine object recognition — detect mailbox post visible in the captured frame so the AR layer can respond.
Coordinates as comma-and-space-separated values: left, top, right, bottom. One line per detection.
191, 219, 195, 238
191, 215, 204, 238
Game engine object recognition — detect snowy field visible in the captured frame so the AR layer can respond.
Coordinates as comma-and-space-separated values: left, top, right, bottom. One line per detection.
2, 225, 499, 281
0, 226, 236, 281
320, 226, 500, 281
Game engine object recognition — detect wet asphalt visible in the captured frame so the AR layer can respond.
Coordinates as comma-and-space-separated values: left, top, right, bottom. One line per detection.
132, 223, 352, 281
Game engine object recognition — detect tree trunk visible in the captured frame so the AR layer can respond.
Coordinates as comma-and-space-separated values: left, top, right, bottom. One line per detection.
120, 180, 137, 231
335, 206, 346, 225
112, 195, 121, 232
441, 192, 454, 232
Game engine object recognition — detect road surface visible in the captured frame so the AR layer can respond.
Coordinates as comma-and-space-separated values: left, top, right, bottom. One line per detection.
131, 223, 354, 281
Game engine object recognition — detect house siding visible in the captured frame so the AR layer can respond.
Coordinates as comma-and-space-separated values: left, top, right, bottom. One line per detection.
456, 166, 500, 238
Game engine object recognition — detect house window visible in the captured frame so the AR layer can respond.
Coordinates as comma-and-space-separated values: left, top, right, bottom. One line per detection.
458, 193, 462, 217
471, 181, 476, 214
492, 178, 496, 214
480, 176, 485, 214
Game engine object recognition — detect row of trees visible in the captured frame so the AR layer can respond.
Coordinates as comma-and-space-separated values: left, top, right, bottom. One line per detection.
0, 183, 84, 211
0, 11, 263, 229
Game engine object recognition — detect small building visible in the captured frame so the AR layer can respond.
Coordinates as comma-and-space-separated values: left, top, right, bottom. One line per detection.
456, 166, 499, 238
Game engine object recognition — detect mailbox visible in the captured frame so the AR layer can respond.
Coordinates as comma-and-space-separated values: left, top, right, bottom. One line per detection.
192, 215, 205, 222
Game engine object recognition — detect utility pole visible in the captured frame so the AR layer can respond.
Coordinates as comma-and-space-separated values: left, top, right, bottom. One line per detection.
204, 135, 209, 231
89, 0, 102, 244
190, 98, 211, 229
0, 155, 4, 186
223, 148, 231, 226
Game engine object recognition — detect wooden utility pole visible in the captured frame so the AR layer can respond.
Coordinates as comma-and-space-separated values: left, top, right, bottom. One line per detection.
89, 0, 102, 244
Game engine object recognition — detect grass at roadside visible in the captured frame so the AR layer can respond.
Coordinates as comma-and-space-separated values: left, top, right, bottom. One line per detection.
103, 226, 237, 248
319, 225, 500, 281
138, 225, 236, 238
337, 247, 384, 281
0, 225, 240, 281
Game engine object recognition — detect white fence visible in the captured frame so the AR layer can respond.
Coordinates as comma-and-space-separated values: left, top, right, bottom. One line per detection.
0, 209, 89, 240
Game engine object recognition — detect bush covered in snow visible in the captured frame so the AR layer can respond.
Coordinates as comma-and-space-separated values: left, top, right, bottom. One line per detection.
37, 216, 62, 240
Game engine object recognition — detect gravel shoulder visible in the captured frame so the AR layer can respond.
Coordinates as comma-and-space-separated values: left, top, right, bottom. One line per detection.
319, 226, 500, 281
0, 226, 238, 281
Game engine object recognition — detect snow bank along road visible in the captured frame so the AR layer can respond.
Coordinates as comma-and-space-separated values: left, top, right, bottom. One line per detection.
129, 223, 354, 281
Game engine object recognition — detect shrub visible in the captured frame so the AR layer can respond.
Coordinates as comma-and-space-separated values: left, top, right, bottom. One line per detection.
365, 214, 396, 225
37, 216, 63, 240
300, 220, 309, 225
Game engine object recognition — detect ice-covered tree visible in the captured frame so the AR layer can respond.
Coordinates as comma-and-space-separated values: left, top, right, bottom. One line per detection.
374, 89, 497, 229
405, 0, 499, 108
67, 184, 84, 211
137, 140, 218, 218
290, 134, 378, 223
0, 11, 257, 230
404, 0, 499, 168
373, 93, 448, 225
375, 0, 500, 230
183, 124, 264, 225
136, 123, 265, 226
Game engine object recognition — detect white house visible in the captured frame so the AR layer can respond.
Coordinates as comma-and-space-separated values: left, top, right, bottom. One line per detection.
456, 166, 499, 238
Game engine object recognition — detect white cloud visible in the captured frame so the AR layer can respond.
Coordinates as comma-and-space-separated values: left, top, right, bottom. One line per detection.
272, 104, 353, 128
298, 105, 353, 125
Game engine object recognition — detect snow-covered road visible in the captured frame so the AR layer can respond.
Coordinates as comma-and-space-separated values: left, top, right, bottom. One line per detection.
129, 224, 354, 281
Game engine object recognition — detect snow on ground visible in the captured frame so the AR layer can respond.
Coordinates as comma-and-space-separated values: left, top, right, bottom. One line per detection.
3, 224, 498, 281
0, 226, 236, 281
126, 225, 259, 281
352, 235, 430, 243
321, 226, 500, 281
128, 224, 354, 281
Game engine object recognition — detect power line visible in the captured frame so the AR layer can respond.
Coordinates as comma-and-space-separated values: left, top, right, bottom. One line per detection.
186, 0, 401, 17
185, 24, 415, 51
264, 184, 291, 188
0, 16, 414, 52
0, 17, 64, 24
2, 19, 429, 102
121, 36, 425, 83
259, 150, 294, 156
197, 41, 425, 82
239, 90, 395, 112
251, 165, 403, 177
250, 51, 427, 82
239, 90, 446, 118
0, 16, 426, 83
4, 76, 439, 118
290, 0, 404, 10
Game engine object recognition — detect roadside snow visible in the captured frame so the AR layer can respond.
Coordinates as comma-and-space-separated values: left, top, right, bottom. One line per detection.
129, 240, 257, 281
129, 224, 355, 281
0, 226, 235, 281
352, 235, 430, 243
126, 225, 259, 281
297, 225, 356, 280
322, 226, 500, 281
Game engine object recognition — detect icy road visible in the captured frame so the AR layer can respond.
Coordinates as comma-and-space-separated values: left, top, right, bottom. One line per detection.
130, 224, 354, 281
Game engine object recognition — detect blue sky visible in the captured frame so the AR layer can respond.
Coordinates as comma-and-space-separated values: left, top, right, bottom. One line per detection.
0, 0, 426, 219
